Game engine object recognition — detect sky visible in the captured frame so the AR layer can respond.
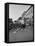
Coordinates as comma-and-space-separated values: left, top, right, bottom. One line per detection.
9, 4, 30, 21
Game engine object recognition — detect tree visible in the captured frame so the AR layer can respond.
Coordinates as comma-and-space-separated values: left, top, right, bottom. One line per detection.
8, 18, 13, 30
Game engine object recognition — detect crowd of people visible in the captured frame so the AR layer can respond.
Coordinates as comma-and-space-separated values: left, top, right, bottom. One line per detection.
8, 18, 26, 31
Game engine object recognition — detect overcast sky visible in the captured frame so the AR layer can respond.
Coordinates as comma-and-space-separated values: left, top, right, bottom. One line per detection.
9, 4, 30, 21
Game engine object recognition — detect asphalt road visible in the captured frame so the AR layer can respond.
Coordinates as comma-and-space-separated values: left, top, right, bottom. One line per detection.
9, 26, 33, 42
